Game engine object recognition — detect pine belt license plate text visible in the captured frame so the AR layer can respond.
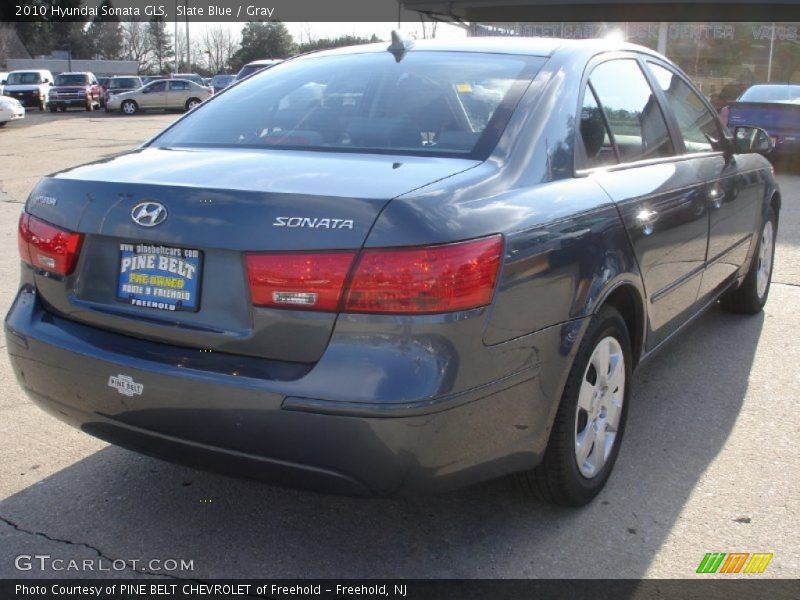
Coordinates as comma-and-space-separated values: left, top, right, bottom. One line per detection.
117, 243, 202, 312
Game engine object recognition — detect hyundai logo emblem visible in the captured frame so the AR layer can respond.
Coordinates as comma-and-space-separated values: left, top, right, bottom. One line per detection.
131, 201, 168, 227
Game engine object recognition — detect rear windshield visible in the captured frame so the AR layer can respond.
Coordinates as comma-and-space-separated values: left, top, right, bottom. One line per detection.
109, 78, 140, 89
55, 74, 88, 86
739, 85, 800, 104
6, 72, 43, 85
174, 74, 203, 85
154, 51, 544, 159
212, 75, 234, 86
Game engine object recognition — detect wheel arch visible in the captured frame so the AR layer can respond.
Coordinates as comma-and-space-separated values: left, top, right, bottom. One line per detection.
594, 281, 646, 368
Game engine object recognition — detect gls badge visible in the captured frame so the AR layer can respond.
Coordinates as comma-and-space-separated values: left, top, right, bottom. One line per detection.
131, 201, 168, 227
108, 374, 144, 397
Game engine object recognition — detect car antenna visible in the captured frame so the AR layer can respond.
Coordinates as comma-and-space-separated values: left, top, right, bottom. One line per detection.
387, 30, 413, 62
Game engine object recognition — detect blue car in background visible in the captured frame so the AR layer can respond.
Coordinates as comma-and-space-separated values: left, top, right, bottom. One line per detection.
723, 84, 800, 158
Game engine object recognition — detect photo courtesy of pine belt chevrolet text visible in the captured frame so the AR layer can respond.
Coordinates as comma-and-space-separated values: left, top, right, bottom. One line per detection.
5, 35, 780, 506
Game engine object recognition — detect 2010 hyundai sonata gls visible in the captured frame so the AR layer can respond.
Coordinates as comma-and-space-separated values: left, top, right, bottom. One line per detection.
6, 37, 779, 506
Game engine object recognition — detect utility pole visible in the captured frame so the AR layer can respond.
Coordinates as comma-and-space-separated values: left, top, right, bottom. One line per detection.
185, 0, 190, 70
174, 0, 179, 70
767, 23, 775, 82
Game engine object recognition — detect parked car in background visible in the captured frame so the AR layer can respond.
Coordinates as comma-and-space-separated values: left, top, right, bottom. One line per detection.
172, 73, 205, 87
2, 69, 54, 110
105, 78, 212, 114
7, 38, 780, 507
721, 83, 800, 159
142, 75, 169, 85
0, 95, 24, 127
235, 59, 282, 80
104, 76, 144, 109
48, 72, 102, 112
210, 74, 235, 94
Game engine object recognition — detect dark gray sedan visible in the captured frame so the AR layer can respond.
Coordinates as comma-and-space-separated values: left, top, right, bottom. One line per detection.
6, 36, 779, 506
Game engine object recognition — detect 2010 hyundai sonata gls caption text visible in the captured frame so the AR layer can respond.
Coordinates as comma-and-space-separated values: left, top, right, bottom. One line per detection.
6, 37, 779, 506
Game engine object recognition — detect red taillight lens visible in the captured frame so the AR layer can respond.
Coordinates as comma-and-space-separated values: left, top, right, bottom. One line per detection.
17, 213, 32, 265
344, 236, 503, 314
246, 252, 357, 311
18, 213, 83, 275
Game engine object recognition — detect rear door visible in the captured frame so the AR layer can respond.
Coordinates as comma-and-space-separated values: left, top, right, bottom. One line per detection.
167, 80, 189, 108
577, 56, 710, 350
139, 80, 167, 109
645, 60, 764, 300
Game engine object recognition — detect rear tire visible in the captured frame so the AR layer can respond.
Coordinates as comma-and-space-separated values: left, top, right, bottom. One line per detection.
185, 98, 200, 111
121, 100, 137, 115
720, 207, 776, 315
517, 306, 632, 507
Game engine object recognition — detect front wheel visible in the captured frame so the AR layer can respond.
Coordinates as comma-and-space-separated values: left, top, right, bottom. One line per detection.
517, 306, 632, 506
121, 100, 137, 115
720, 207, 777, 314
185, 98, 200, 111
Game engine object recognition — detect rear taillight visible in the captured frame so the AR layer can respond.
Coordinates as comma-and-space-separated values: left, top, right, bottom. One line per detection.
244, 235, 503, 314
246, 252, 357, 311
344, 236, 503, 314
18, 213, 83, 275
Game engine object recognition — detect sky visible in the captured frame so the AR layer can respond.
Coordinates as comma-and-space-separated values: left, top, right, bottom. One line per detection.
193, 20, 468, 44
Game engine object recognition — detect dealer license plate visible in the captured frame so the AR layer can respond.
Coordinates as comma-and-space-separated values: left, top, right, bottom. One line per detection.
117, 243, 202, 312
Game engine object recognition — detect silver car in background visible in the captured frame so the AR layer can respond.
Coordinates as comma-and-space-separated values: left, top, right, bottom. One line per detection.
106, 79, 213, 115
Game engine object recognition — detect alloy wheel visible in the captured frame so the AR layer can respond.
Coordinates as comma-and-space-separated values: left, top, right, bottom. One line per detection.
574, 336, 625, 479
756, 220, 774, 300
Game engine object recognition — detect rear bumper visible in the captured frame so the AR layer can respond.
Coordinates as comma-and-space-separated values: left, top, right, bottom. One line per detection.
5, 287, 568, 495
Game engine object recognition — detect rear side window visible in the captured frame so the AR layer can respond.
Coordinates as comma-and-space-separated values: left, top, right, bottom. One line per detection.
648, 62, 722, 154
148, 81, 167, 93
170, 81, 189, 91
589, 59, 674, 163
579, 86, 616, 168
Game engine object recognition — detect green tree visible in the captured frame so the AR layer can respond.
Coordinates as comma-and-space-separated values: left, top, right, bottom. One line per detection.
148, 18, 173, 73
295, 34, 380, 55
231, 21, 294, 71
87, 8, 124, 61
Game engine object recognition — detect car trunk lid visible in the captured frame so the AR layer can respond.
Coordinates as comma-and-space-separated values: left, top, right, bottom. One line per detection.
26, 147, 479, 364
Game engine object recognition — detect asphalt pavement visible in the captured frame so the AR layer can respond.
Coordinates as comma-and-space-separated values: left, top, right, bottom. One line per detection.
0, 110, 798, 579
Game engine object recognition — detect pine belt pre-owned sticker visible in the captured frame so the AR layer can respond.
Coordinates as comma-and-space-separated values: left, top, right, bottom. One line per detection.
117, 243, 203, 312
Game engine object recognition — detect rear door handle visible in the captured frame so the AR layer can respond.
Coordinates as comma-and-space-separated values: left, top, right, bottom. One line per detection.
636, 209, 659, 235
707, 183, 726, 208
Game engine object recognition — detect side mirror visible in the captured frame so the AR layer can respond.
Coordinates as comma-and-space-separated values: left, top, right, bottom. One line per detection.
734, 126, 774, 154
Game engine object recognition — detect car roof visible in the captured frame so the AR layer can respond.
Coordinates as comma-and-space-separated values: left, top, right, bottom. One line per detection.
245, 60, 282, 66
300, 36, 662, 60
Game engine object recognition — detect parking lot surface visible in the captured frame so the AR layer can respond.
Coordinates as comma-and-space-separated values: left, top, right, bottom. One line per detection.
0, 111, 798, 579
